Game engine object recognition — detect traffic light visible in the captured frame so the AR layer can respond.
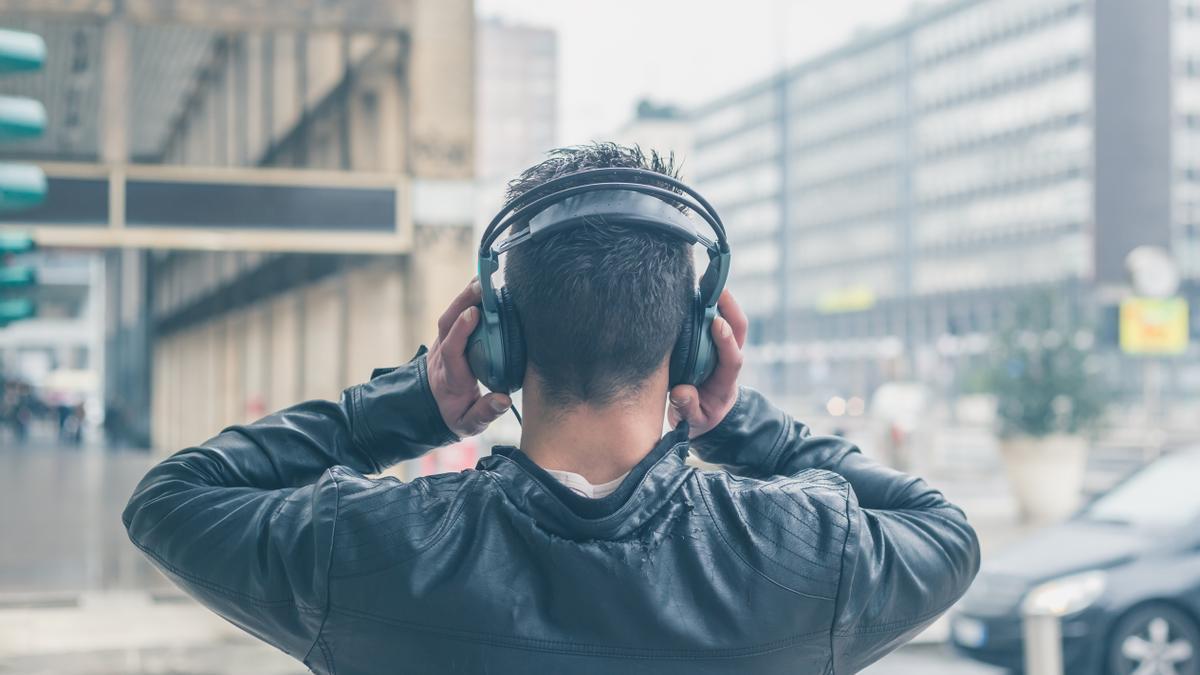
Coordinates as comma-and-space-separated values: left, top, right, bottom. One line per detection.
0, 27, 45, 328
0, 28, 46, 211
0, 232, 35, 327
0, 28, 45, 73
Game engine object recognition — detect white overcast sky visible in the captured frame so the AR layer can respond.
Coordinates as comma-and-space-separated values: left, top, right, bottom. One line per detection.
475, 0, 924, 143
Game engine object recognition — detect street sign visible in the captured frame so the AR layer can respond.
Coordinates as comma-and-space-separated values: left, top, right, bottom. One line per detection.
817, 285, 876, 314
1119, 297, 1189, 355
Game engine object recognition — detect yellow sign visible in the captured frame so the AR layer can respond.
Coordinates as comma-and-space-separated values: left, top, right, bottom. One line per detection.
817, 285, 876, 314
1120, 297, 1189, 355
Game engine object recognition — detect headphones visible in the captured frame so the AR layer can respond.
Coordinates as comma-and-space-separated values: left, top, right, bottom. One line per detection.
466, 167, 731, 395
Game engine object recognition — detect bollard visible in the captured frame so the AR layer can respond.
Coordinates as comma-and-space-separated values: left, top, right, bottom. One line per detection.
1022, 612, 1064, 675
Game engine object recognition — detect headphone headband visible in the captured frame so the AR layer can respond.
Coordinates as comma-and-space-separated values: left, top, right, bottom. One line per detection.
491, 185, 721, 255
480, 168, 728, 258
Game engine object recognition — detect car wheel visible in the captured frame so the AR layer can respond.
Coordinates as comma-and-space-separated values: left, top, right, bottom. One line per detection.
1108, 602, 1200, 675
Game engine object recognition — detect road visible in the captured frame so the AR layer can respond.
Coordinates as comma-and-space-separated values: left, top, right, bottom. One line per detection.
0, 432, 998, 674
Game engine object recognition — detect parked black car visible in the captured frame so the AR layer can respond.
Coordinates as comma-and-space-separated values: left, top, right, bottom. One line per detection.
952, 448, 1200, 674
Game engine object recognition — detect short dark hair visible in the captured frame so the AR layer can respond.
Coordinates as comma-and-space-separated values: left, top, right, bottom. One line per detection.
504, 142, 694, 407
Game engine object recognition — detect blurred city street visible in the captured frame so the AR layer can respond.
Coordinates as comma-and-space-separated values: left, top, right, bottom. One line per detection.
1, 0, 1200, 672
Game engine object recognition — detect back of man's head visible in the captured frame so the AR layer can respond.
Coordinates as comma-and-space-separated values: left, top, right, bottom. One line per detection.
504, 142, 694, 408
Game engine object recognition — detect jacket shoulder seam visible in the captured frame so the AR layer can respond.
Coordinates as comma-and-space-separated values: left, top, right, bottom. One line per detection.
692, 474, 836, 602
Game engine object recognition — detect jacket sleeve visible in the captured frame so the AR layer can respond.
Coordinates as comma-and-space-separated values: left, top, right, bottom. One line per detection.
692, 387, 981, 671
121, 351, 457, 662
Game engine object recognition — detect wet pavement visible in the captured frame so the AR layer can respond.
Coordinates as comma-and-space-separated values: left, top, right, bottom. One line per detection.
0, 430, 997, 674
1, 437, 165, 596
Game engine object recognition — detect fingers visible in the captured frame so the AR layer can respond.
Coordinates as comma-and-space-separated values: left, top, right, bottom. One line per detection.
668, 384, 701, 427
437, 278, 482, 344
704, 316, 744, 395
454, 392, 511, 437
440, 306, 481, 382
717, 290, 749, 348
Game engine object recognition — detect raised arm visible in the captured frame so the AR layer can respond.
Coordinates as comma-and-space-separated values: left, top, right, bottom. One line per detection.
672, 292, 980, 671
122, 279, 509, 662
121, 352, 456, 660
691, 387, 981, 670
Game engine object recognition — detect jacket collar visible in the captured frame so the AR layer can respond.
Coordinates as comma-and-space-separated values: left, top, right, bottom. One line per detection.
476, 423, 693, 540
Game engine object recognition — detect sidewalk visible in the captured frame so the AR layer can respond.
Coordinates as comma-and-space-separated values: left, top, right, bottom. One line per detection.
0, 590, 303, 674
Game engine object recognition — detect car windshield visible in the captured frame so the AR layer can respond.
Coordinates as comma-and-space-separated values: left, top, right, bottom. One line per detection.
1081, 451, 1200, 529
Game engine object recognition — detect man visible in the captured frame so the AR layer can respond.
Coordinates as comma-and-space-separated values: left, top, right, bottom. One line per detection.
124, 143, 979, 673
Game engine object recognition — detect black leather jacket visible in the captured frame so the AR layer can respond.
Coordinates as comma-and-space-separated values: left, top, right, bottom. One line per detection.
124, 353, 979, 674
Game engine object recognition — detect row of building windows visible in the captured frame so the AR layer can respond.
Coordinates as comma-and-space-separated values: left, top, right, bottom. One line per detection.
726, 231, 1088, 309
693, 88, 778, 147
789, 172, 903, 229
789, 223, 897, 267
919, 164, 1087, 212
698, 162, 781, 212
913, 0, 1083, 64
788, 84, 904, 150
915, 125, 1089, 202
912, 231, 1088, 294
787, 41, 905, 111
919, 55, 1084, 119
914, 14, 1088, 108
916, 178, 1090, 246
720, 199, 782, 239
790, 128, 905, 188
692, 124, 780, 180
915, 71, 1090, 155
918, 220, 1082, 257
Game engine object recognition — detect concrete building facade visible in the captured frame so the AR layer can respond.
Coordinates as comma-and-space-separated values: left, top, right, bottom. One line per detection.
0, 0, 477, 454
692, 0, 1200, 406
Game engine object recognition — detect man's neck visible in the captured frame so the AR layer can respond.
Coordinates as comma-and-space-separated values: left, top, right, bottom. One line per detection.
518, 374, 668, 485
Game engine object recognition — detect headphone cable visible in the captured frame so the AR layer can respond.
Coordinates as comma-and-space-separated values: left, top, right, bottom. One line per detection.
510, 403, 522, 426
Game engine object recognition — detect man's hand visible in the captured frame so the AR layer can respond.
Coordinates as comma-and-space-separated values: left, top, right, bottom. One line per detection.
426, 279, 512, 438
668, 290, 748, 438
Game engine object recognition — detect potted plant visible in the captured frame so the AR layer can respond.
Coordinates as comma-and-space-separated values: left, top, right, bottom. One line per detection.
980, 292, 1108, 523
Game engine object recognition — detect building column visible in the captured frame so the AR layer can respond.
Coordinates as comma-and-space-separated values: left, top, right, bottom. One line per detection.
100, 11, 129, 164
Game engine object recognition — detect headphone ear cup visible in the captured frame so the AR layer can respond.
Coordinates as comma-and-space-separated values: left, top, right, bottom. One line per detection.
690, 304, 719, 386
669, 291, 703, 387
465, 313, 496, 390
498, 288, 526, 391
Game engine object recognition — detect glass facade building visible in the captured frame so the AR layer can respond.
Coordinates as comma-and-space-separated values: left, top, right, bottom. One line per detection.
692, 0, 1199, 404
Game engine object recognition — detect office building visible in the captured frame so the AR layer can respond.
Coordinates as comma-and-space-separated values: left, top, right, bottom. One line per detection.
692, 0, 1199, 403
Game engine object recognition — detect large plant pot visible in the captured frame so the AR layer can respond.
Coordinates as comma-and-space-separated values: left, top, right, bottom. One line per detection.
999, 435, 1088, 524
